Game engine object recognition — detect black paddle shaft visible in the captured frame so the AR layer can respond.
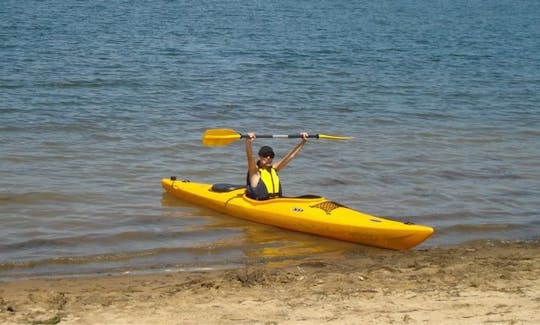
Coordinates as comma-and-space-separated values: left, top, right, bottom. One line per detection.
240, 134, 319, 139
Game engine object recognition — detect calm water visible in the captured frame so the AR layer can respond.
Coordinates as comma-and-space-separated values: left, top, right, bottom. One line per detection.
1, 0, 539, 280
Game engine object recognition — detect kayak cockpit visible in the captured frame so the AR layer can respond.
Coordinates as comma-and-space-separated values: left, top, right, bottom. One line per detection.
211, 183, 323, 200
211, 183, 246, 192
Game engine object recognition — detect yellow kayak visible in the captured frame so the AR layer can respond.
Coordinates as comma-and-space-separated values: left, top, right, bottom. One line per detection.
162, 177, 434, 250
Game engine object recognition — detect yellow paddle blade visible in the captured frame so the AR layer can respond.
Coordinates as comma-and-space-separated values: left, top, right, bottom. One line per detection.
317, 134, 354, 140
202, 128, 242, 146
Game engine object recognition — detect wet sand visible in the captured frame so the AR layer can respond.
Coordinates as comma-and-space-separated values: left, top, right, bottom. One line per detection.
1, 240, 539, 324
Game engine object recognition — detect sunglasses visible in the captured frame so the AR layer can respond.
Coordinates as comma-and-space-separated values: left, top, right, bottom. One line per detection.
262, 153, 275, 159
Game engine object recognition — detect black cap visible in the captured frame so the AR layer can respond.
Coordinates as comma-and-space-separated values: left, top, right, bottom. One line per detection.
258, 146, 275, 157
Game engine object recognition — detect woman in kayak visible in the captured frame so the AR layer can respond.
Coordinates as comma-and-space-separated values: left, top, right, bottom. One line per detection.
245, 131, 308, 200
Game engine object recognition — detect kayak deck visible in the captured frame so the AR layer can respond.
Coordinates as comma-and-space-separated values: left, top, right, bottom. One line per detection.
162, 177, 434, 250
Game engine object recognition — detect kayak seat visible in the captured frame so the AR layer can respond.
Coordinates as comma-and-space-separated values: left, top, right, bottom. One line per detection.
211, 183, 246, 192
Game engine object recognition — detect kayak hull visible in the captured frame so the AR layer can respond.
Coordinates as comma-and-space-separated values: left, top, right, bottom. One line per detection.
162, 177, 434, 250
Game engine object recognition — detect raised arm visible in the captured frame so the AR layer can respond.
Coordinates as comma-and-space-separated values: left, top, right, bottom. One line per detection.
274, 132, 308, 171
245, 132, 260, 188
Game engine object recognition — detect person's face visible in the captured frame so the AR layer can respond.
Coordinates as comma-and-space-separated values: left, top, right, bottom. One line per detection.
258, 153, 274, 167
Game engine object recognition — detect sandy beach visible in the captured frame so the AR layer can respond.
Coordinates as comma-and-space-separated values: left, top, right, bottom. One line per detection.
1, 240, 539, 325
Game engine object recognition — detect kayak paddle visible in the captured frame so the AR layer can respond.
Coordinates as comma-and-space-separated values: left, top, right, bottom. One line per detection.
202, 128, 353, 146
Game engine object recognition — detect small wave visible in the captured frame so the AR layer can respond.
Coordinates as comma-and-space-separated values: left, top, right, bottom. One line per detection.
0, 83, 26, 90
435, 169, 522, 181
442, 223, 527, 234
0, 191, 105, 205
39, 78, 144, 89
0, 191, 74, 204
0, 245, 240, 273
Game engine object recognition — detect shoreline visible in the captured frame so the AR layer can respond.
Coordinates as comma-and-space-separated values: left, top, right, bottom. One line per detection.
1, 239, 539, 324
